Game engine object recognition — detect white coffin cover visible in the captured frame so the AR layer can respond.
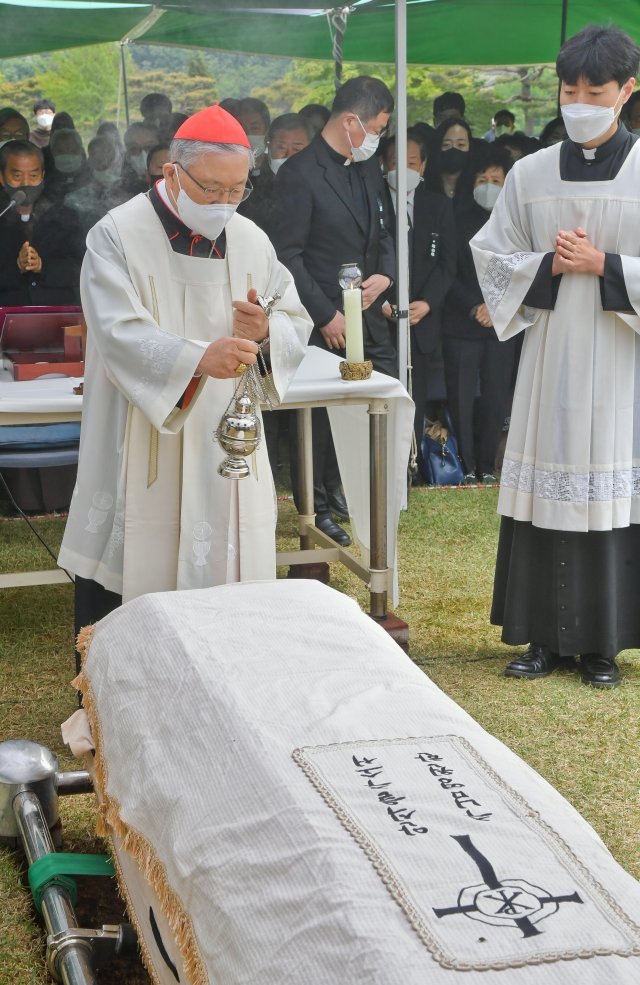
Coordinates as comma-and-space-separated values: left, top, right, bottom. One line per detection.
76, 580, 640, 985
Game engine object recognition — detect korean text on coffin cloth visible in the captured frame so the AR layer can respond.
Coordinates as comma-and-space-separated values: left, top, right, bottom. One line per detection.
293, 736, 640, 972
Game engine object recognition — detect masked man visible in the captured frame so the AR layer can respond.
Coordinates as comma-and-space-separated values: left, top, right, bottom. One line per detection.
0, 140, 84, 306
29, 98, 55, 148
471, 25, 640, 689
274, 76, 396, 546
59, 105, 312, 634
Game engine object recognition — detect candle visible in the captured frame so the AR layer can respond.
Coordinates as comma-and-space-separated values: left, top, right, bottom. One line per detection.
343, 288, 364, 363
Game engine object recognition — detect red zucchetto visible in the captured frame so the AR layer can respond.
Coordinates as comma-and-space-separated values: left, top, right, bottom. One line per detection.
174, 104, 250, 147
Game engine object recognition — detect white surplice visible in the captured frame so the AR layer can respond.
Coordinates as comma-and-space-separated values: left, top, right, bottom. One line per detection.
471, 142, 640, 532
58, 192, 311, 600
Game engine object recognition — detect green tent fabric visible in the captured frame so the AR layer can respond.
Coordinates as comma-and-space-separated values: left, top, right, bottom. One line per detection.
0, 2, 151, 59
0, 0, 638, 64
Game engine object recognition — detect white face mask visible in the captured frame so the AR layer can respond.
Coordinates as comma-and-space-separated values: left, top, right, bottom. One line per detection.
473, 182, 502, 211
173, 169, 237, 240
36, 113, 54, 129
269, 155, 287, 175
127, 150, 148, 177
349, 115, 380, 163
387, 168, 422, 194
561, 88, 626, 144
92, 166, 119, 187
248, 134, 266, 158
55, 154, 83, 174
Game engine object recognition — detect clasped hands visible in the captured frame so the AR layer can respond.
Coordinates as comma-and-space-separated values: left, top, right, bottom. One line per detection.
474, 303, 493, 329
382, 299, 432, 325
197, 287, 268, 379
321, 273, 391, 350
17, 241, 42, 273
552, 226, 605, 277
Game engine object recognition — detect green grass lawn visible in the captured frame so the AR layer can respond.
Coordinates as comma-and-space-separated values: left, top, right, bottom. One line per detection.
0, 487, 638, 984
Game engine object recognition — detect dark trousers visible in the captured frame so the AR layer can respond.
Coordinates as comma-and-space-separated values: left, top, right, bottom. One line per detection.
290, 333, 398, 517
409, 342, 432, 472
74, 575, 122, 675
443, 335, 515, 475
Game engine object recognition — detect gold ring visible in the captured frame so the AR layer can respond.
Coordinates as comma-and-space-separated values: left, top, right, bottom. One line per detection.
235, 362, 247, 374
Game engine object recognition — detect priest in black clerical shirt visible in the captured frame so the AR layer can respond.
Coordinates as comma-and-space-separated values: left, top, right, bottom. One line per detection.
274, 76, 396, 547
471, 24, 640, 689
0, 140, 84, 307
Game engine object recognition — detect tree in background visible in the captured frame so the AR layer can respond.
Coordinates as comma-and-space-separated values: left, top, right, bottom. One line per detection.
36, 45, 120, 133
123, 67, 217, 120
0, 46, 218, 141
253, 60, 560, 137
131, 45, 292, 99
0, 45, 560, 142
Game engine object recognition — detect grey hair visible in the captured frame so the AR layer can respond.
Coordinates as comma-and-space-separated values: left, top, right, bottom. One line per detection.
169, 138, 255, 170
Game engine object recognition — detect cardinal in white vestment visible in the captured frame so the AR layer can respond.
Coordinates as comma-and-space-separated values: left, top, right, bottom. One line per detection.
471, 25, 640, 689
58, 105, 312, 638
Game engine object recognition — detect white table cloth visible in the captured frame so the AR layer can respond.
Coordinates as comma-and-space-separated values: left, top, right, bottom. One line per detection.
0, 349, 414, 605
0, 374, 82, 423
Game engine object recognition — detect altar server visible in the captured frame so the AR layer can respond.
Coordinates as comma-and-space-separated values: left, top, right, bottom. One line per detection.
471, 25, 640, 688
59, 105, 311, 631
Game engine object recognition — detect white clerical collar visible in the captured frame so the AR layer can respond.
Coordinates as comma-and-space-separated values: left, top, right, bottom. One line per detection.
582, 146, 597, 160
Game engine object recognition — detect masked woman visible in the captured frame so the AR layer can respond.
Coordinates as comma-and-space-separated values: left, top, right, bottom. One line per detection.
423, 116, 474, 209
381, 128, 456, 477
443, 145, 516, 484
45, 128, 91, 204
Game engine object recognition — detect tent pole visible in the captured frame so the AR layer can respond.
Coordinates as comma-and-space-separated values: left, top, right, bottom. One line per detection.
395, 0, 409, 395
556, 0, 569, 112
327, 7, 349, 90
117, 8, 166, 128
120, 41, 130, 128
560, 0, 568, 45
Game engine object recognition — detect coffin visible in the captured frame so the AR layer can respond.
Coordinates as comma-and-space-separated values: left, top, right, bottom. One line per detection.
73, 580, 640, 985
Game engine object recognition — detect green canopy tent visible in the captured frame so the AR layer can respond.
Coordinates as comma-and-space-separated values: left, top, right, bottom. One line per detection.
0, 0, 638, 64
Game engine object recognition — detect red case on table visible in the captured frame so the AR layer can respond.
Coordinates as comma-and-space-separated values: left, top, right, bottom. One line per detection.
0, 305, 86, 381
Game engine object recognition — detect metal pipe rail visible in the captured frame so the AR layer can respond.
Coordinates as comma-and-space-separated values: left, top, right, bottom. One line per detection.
13, 789, 97, 985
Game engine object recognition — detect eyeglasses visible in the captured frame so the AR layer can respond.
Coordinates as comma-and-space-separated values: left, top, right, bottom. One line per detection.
355, 115, 389, 139
174, 162, 253, 204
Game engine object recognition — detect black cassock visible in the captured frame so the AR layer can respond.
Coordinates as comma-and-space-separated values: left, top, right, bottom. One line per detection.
492, 125, 640, 659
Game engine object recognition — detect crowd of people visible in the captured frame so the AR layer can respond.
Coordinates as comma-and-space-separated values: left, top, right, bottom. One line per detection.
1, 79, 618, 497
3, 20, 639, 689
1, 56, 639, 497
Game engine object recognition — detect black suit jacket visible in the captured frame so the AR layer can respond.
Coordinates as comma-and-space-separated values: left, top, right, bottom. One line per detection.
444, 200, 498, 342
385, 182, 456, 355
0, 194, 84, 307
273, 134, 395, 347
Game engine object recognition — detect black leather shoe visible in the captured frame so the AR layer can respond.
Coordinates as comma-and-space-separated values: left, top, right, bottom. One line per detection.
326, 490, 349, 520
504, 644, 574, 679
316, 514, 351, 547
580, 653, 621, 689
